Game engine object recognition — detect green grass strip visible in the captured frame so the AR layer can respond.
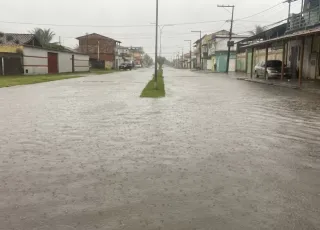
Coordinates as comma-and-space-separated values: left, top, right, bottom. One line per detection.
0, 75, 83, 88
140, 74, 165, 98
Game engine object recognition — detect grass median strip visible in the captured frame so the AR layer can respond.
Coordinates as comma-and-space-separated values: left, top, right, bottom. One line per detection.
0, 75, 84, 88
140, 74, 165, 98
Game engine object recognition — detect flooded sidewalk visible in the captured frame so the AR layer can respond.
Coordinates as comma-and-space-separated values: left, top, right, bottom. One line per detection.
231, 72, 320, 94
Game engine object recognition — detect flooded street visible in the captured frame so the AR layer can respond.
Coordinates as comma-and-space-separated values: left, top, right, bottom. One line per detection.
1, 68, 320, 230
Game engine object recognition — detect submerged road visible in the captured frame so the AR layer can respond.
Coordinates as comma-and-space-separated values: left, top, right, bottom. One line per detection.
0, 68, 320, 230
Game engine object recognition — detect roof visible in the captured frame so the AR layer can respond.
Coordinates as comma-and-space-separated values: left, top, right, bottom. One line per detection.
193, 30, 237, 44
241, 26, 320, 49
0, 33, 37, 45
76, 33, 121, 43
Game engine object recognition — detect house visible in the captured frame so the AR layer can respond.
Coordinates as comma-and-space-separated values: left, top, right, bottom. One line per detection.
205, 30, 248, 72
76, 33, 121, 69
128, 47, 144, 66
116, 46, 131, 66
237, 0, 320, 86
193, 37, 205, 69
0, 33, 89, 75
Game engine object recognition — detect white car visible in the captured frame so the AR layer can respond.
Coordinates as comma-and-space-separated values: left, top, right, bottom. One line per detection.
135, 64, 142, 68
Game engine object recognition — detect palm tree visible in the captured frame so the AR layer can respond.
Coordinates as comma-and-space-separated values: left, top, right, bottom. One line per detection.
30, 28, 55, 46
249, 25, 265, 36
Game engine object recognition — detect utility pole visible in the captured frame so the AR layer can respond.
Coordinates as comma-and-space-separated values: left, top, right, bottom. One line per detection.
191, 31, 202, 69
97, 41, 100, 61
182, 47, 184, 69
184, 40, 192, 69
284, 0, 298, 29
217, 5, 235, 73
154, 0, 159, 89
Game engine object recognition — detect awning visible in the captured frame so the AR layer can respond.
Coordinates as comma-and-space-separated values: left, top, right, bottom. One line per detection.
241, 26, 320, 49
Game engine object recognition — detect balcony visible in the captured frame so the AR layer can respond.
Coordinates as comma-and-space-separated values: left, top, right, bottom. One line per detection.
287, 6, 320, 33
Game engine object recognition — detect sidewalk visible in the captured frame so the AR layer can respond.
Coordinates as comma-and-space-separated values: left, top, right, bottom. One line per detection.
232, 72, 320, 95
195, 70, 320, 95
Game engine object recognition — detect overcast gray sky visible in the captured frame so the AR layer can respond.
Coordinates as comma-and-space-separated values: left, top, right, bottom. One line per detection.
1, 0, 302, 59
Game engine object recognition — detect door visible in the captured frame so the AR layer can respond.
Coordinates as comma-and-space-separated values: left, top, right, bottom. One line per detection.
48, 52, 58, 74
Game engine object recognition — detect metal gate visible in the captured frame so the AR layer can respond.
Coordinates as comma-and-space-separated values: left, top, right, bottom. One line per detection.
48, 52, 58, 74
0, 54, 23, 75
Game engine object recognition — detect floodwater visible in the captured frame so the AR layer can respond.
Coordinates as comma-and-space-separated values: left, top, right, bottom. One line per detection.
0, 68, 319, 230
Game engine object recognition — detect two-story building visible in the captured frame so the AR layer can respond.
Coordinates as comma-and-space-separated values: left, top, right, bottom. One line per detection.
76, 33, 121, 69
128, 47, 144, 66
205, 30, 248, 72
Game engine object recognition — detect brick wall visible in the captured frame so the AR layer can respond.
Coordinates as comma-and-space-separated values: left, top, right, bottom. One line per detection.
78, 34, 117, 62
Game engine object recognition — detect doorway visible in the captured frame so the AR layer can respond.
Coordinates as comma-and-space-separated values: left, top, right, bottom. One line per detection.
48, 52, 58, 74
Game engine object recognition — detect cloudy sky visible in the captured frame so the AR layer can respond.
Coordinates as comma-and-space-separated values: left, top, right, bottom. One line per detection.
1, 0, 302, 59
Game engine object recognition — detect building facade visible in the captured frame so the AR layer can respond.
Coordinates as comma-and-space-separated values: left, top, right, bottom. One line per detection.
76, 33, 121, 69
206, 30, 248, 72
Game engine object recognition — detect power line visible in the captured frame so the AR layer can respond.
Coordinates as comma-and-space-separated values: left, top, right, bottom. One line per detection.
235, 2, 284, 21
0, 19, 227, 28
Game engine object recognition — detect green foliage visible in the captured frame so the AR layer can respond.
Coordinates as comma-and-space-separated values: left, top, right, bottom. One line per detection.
30, 28, 55, 46
140, 71, 165, 98
249, 25, 265, 35
157, 56, 166, 68
6, 35, 14, 41
143, 53, 153, 67
0, 32, 4, 38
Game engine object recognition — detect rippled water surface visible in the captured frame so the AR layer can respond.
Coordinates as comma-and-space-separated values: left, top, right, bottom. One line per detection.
0, 68, 319, 230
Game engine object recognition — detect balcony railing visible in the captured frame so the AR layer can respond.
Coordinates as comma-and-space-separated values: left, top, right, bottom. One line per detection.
287, 6, 320, 32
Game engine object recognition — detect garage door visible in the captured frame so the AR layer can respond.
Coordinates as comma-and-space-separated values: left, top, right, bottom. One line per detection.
48, 52, 58, 74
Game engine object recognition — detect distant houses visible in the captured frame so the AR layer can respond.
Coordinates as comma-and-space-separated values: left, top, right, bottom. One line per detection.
76, 33, 144, 69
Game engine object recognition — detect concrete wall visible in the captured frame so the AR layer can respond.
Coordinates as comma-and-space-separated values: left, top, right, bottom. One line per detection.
236, 52, 247, 72
287, 36, 317, 79
58, 52, 72, 73
74, 54, 89, 72
23, 47, 48, 75
23, 47, 89, 75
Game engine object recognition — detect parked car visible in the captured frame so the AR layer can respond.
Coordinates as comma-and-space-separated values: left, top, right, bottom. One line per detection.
119, 63, 132, 70
135, 64, 142, 68
254, 60, 291, 79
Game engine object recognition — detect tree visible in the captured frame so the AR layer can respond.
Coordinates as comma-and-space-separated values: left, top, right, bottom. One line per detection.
157, 56, 166, 69
249, 25, 265, 35
143, 53, 153, 67
30, 28, 55, 46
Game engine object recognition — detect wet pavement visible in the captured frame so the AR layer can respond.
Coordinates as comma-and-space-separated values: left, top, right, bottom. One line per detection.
0, 68, 320, 230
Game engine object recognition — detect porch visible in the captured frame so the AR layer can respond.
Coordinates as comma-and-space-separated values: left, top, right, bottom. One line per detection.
231, 72, 320, 94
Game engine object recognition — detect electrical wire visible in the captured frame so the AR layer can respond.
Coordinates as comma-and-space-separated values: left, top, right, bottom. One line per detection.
234, 2, 285, 21
0, 2, 286, 29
